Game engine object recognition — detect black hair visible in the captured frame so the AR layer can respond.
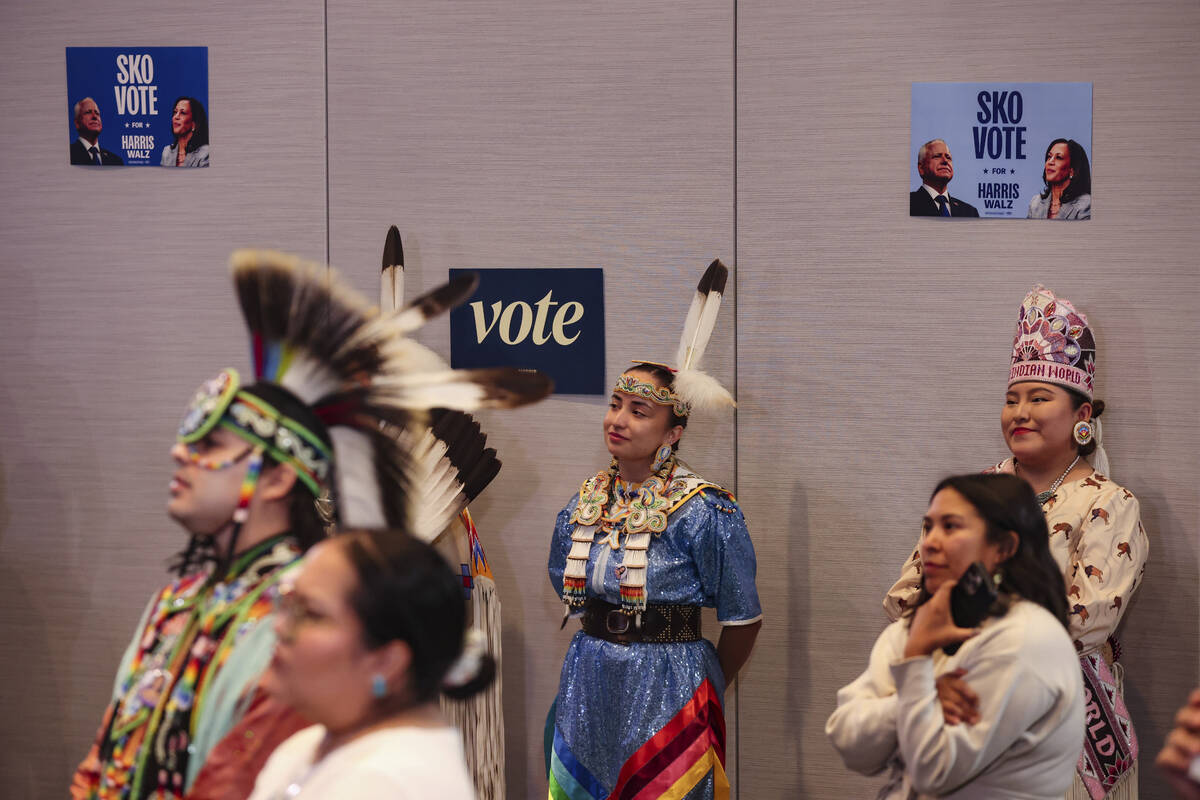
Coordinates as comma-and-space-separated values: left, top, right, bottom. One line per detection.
171, 96, 209, 153
906, 473, 1069, 628
1039, 138, 1091, 204
341, 530, 494, 703
623, 364, 688, 451
1066, 390, 1105, 458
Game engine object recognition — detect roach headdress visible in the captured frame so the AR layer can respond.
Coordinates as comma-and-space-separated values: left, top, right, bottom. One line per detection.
175, 248, 552, 569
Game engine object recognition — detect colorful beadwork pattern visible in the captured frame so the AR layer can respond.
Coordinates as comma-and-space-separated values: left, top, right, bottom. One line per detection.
613, 374, 690, 418
563, 457, 718, 617
87, 537, 302, 800
1009, 285, 1097, 399
178, 368, 241, 442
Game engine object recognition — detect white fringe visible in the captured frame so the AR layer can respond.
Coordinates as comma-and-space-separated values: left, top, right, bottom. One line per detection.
1088, 417, 1112, 478
1066, 759, 1137, 800
441, 576, 505, 800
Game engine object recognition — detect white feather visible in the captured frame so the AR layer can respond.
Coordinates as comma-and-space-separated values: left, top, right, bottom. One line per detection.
372, 372, 498, 412
278, 352, 343, 405
330, 428, 386, 528
379, 337, 450, 374
401, 424, 469, 541
674, 286, 706, 369
679, 289, 724, 371
673, 369, 735, 411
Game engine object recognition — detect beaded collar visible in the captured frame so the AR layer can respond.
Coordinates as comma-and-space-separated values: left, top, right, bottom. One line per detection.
563, 456, 715, 619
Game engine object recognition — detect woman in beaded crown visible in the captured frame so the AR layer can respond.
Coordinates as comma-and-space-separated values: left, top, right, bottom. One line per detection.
546, 260, 762, 800
884, 284, 1148, 800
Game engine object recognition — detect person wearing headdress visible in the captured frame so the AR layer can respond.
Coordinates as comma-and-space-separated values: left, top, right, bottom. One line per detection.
71, 250, 550, 800
547, 261, 762, 800
884, 285, 1148, 799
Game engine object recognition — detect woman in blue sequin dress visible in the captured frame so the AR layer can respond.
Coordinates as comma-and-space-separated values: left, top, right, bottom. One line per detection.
547, 363, 762, 800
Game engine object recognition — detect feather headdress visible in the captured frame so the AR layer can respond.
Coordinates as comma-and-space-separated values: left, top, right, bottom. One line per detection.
671, 259, 735, 412
220, 247, 551, 532
374, 227, 509, 542
626, 259, 734, 415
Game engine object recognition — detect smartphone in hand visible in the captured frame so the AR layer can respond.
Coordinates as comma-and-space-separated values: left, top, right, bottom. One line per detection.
944, 561, 998, 655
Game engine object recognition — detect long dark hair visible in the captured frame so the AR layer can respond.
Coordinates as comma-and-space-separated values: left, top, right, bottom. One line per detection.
908, 473, 1068, 627
172, 96, 209, 152
1039, 138, 1091, 204
341, 530, 494, 702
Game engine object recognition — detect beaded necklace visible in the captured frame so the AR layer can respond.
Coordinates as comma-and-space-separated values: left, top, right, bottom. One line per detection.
563, 456, 718, 622
1016, 454, 1080, 504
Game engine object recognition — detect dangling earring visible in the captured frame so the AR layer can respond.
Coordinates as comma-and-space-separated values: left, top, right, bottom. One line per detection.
992, 566, 1004, 588
371, 674, 387, 699
1073, 420, 1093, 446
650, 444, 673, 472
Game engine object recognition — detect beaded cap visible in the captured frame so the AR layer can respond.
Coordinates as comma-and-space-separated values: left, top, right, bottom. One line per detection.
1008, 284, 1096, 400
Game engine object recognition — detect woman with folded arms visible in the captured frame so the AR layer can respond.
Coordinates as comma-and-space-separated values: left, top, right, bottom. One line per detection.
829, 473, 1084, 798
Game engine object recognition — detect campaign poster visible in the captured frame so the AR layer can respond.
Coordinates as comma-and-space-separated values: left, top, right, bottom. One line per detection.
910, 82, 1092, 219
449, 268, 606, 395
66, 46, 209, 167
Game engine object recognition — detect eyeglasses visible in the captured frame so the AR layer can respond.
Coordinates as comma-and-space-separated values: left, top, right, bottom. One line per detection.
274, 583, 331, 632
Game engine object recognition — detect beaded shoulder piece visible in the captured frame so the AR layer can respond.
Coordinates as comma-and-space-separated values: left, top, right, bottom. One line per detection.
563, 457, 718, 619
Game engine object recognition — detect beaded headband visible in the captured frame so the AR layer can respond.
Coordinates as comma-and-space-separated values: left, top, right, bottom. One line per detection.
614, 368, 691, 418
178, 368, 333, 495
1008, 285, 1096, 400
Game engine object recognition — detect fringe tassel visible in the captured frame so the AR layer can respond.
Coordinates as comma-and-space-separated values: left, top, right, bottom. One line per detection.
441, 576, 505, 800
1066, 758, 1138, 800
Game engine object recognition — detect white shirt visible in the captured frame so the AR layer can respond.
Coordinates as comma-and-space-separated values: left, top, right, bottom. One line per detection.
248, 723, 476, 800
826, 600, 1084, 799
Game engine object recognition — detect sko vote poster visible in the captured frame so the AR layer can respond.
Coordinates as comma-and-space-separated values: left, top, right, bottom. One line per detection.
66, 46, 209, 167
910, 82, 1092, 219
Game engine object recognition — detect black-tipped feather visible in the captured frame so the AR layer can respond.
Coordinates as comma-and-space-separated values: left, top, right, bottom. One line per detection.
465, 368, 555, 408
696, 258, 728, 295
382, 225, 403, 271
392, 273, 480, 334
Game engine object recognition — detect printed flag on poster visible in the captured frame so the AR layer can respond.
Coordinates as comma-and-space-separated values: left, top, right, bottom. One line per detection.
66, 47, 209, 167
910, 82, 1092, 219
449, 268, 606, 395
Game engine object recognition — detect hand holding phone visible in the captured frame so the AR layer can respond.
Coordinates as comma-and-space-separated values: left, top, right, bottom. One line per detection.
944, 562, 998, 655
904, 565, 993, 659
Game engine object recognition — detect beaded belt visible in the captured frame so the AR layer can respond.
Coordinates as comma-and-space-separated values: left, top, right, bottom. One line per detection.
580, 599, 702, 645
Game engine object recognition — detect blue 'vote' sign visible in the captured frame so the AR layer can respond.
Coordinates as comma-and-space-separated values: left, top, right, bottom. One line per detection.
449, 268, 605, 395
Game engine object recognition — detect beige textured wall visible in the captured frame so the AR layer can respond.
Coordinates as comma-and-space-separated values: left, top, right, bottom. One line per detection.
1, 1, 1198, 798
0, 2, 329, 797
735, 1, 1200, 797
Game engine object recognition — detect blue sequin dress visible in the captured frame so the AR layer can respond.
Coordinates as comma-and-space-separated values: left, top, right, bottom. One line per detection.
547, 471, 761, 800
